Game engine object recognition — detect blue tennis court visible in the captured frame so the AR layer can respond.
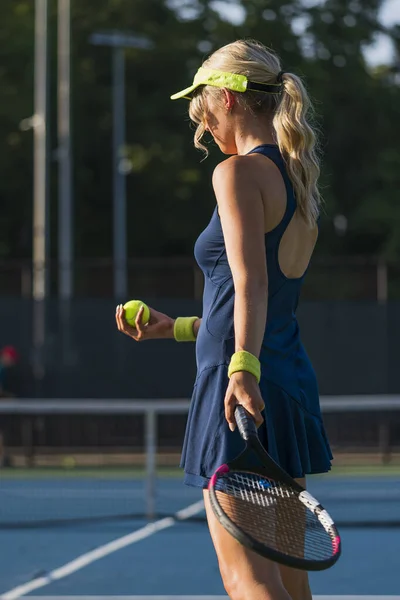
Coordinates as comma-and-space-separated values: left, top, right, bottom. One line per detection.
1, 472, 399, 598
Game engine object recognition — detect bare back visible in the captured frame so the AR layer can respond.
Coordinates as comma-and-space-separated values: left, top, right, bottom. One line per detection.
250, 151, 318, 279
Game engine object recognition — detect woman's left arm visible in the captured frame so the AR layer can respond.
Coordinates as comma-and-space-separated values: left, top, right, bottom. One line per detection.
213, 156, 268, 430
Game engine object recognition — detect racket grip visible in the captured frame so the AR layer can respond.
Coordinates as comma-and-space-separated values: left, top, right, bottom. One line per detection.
234, 405, 258, 440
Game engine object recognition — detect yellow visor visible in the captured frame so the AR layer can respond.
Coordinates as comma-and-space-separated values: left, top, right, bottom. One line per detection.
170, 67, 282, 100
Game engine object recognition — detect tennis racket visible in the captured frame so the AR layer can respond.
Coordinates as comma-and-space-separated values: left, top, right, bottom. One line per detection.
208, 405, 341, 571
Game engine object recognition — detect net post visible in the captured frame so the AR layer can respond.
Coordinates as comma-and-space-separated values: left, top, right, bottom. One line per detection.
145, 408, 157, 519
22, 417, 35, 467
379, 416, 391, 464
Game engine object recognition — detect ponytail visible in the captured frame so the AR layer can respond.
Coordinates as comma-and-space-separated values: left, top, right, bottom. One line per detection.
273, 73, 321, 224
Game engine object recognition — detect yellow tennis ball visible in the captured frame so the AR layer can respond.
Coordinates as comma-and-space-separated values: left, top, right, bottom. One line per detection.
62, 456, 76, 469
123, 300, 150, 327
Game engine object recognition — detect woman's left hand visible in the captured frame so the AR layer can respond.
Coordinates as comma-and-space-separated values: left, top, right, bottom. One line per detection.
224, 371, 265, 431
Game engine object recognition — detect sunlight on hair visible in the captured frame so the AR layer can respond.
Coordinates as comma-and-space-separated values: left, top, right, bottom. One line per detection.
188, 39, 321, 224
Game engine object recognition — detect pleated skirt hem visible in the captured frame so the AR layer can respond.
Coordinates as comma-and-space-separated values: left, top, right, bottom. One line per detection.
180, 366, 333, 488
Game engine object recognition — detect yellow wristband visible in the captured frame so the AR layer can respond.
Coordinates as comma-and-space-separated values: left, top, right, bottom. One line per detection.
228, 350, 261, 383
173, 316, 199, 342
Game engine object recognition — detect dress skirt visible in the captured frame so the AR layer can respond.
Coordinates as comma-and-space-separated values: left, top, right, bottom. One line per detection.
180, 363, 333, 488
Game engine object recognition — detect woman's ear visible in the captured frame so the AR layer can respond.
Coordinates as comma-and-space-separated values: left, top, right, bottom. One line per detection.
222, 88, 236, 112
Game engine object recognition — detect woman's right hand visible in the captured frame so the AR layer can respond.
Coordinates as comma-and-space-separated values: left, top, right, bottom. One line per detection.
115, 304, 175, 342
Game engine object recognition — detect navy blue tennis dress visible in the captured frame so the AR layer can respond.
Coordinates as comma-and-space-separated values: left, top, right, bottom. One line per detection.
181, 144, 333, 487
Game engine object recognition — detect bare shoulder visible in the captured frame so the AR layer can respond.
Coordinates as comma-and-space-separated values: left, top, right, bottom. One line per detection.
211, 155, 265, 239
212, 156, 262, 212
213, 153, 281, 187
212, 155, 260, 188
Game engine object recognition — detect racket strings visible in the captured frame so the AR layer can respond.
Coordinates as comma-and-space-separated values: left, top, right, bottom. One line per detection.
215, 472, 335, 562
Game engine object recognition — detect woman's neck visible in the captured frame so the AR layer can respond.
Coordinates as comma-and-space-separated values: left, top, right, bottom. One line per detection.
234, 117, 276, 156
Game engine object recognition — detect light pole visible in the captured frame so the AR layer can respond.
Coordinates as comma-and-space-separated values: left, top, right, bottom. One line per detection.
89, 31, 151, 300
32, 0, 50, 388
57, 0, 74, 368
58, 0, 73, 300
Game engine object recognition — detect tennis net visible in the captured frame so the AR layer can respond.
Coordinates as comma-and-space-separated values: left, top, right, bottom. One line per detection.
0, 396, 400, 529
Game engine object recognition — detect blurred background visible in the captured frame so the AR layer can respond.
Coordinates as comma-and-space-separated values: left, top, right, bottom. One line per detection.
1, 0, 400, 597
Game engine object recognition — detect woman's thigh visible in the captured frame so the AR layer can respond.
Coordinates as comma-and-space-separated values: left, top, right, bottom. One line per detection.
203, 489, 290, 600
278, 477, 312, 600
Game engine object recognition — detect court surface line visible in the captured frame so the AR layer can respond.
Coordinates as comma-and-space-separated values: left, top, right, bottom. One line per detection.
0, 500, 204, 600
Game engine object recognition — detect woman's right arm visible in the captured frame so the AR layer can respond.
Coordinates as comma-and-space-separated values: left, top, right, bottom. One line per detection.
116, 304, 201, 342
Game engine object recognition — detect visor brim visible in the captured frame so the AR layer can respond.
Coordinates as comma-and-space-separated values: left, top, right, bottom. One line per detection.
170, 83, 199, 100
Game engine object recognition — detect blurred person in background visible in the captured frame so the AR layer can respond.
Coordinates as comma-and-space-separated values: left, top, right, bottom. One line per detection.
116, 39, 332, 600
0, 345, 18, 398
0, 345, 19, 467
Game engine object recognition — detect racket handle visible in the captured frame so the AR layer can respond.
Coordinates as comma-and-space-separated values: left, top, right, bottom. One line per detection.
234, 405, 258, 440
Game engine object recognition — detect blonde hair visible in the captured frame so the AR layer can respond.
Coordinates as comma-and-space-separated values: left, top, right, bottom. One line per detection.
188, 40, 321, 224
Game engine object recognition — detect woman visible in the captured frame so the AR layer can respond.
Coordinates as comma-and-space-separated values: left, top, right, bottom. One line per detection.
116, 39, 332, 600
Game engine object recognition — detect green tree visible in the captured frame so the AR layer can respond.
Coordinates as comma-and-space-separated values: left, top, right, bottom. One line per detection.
0, 0, 399, 274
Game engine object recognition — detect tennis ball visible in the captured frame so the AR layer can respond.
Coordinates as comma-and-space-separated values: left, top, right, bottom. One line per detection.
62, 456, 76, 469
123, 300, 150, 327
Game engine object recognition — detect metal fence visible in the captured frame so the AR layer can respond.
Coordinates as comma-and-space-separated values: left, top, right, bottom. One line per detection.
1, 396, 400, 519
1, 297, 400, 398
1, 257, 400, 300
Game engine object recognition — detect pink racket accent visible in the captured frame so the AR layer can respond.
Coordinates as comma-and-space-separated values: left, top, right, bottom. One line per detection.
209, 464, 230, 488
332, 536, 341, 554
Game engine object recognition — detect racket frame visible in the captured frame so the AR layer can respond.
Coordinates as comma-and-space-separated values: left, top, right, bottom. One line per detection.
208, 406, 341, 571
